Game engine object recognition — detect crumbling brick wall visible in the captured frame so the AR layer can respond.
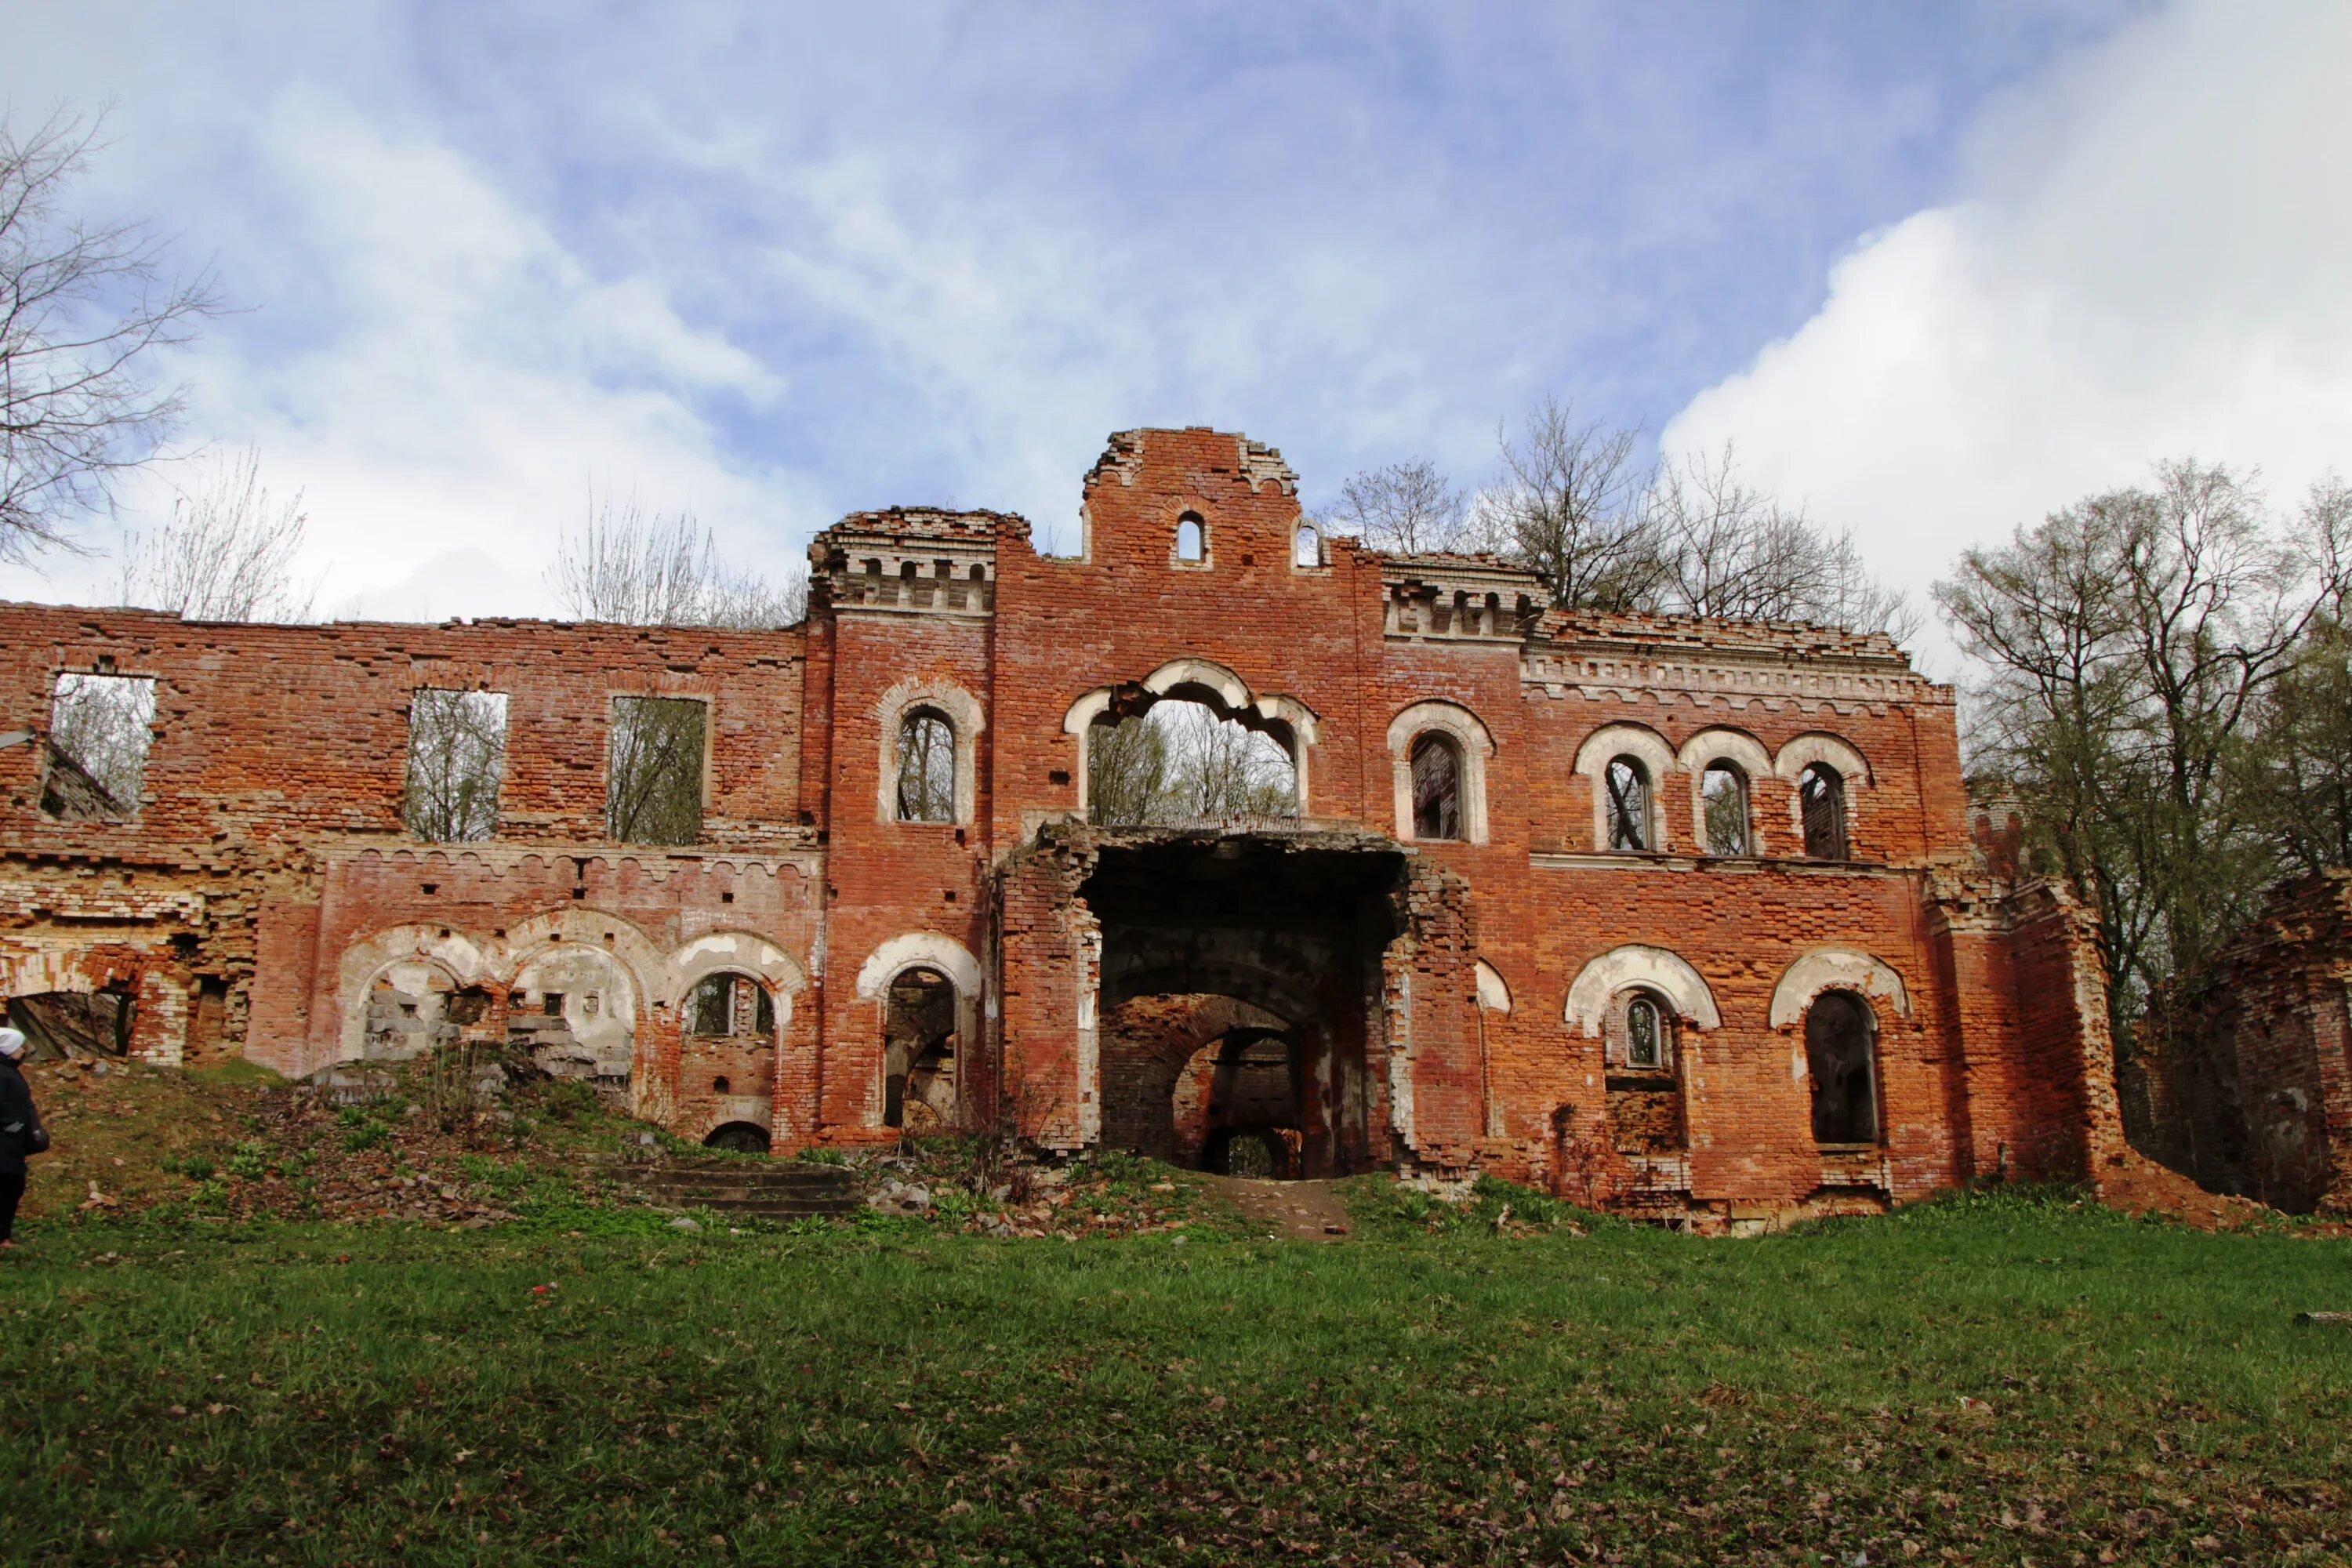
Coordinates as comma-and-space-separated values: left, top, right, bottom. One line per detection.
0, 426, 2140, 1210
2131, 872, 2352, 1213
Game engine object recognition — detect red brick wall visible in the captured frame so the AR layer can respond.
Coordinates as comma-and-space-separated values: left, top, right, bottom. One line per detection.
0, 426, 2131, 1213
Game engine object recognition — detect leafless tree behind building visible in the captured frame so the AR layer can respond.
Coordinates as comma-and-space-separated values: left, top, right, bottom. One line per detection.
118, 445, 316, 621
403, 688, 508, 842
42, 671, 156, 817
606, 695, 706, 844
1331, 458, 1470, 554
1, 108, 219, 561
550, 489, 806, 628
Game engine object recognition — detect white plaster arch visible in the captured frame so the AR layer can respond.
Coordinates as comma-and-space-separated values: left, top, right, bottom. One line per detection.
1386, 699, 1495, 845
878, 677, 984, 827
1773, 731, 1873, 786
1574, 723, 1678, 852
1142, 656, 1250, 712
1679, 727, 1773, 856
1768, 947, 1910, 1028
1563, 944, 1722, 1036
332, 924, 498, 1065
668, 931, 808, 1040
855, 931, 985, 1001
1475, 958, 1513, 1014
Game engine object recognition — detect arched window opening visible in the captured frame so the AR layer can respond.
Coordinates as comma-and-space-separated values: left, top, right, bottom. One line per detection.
1701, 763, 1750, 857
703, 1121, 771, 1154
1806, 989, 1878, 1145
1089, 696, 1297, 827
1292, 522, 1322, 568
1176, 514, 1205, 562
1410, 733, 1462, 841
686, 973, 775, 1040
712, 1075, 731, 1094
884, 967, 958, 1131
895, 708, 956, 822
1626, 994, 1664, 1069
1605, 756, 1651, 851
1801, 763, 1849, 859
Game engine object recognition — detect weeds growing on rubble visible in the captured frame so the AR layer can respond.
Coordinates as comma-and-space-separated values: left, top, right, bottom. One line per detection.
3, 1187, 2348, 1566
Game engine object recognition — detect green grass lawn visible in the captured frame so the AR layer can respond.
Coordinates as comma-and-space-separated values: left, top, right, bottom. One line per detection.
3, 1186, 2347, 1566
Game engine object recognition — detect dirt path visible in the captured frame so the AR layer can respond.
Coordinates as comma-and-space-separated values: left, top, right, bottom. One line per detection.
1203, 1176, 1354, 1240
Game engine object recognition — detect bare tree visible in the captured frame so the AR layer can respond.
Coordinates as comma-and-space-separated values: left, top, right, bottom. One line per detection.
1478, 397, 1664, 611
550, 488, 806, 627
606, 694, 706, 844
403, 688, 507, 842
118, 445, 315, 621
1330, 458, 1469, 554
42, 671, 156, 817
2, 107, 219, 561
1086, 700, 1295, 826
1936, 460, 2348, 1033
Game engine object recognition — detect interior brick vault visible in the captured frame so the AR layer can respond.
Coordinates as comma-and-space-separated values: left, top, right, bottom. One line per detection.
0, 426, 2136, 1224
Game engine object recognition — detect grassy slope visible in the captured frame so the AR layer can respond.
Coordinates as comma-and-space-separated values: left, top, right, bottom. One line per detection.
3, 1190, 2347, 1566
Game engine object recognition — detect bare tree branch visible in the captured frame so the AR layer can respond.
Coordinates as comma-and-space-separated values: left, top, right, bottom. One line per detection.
549, 485, 806, 627
1, 107, 220, 561
118, 445, 315, 621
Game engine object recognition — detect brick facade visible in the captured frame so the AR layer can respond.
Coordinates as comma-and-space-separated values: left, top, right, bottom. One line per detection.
0, 427, 2126, 1221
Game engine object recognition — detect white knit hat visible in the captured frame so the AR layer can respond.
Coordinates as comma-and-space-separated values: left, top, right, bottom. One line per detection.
0, 1027, 26, 1060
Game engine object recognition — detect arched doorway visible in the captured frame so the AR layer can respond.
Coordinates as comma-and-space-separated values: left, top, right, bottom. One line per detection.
883, 966, 959, 1132
1174, 1029, 1304, 1177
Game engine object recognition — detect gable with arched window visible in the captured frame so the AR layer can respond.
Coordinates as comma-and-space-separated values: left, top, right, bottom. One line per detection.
1386, 700, 1494, 845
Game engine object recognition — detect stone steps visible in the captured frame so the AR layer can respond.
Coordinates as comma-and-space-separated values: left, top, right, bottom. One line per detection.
597, 1158, 861, 1218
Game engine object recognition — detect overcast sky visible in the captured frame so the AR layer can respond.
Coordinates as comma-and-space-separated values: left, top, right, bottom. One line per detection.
2, 1, 2345, 666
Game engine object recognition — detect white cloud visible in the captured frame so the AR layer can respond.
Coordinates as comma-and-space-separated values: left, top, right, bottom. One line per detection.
1664, 1, 2352, 670
0, 96, 807, 622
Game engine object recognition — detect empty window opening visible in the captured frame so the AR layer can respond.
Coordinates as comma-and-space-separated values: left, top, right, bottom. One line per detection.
895, 708, 956, 822
712, 1075, 731, 1094
1806, 989, 1879, 1145
687, 972, 775, 1039
42, 671, 157, 820
403, 688, 507, 841
1410, 733, 1462, 840
1089, 695, 1297, 827
1700, 763, 1750, 857
1801, 762, 1849, 859
1292, 522, 1322, 568
703, 1120, 771, 1153
1627, 995, 1664, 1069
883, 967, 958, 1131
1602, 988, 1685, 1152
607, 695, 705, 845
1175, 514, 1205, 563
1605, 755, 1651, 851
543, 993, 565, 1015
5, 990, 132, 1059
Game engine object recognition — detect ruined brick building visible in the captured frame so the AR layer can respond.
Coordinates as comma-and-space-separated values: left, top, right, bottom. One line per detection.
0, 428, 2132, 1224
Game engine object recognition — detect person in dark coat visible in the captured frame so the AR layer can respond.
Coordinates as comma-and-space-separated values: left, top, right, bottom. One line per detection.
0, 1025, 40, 1249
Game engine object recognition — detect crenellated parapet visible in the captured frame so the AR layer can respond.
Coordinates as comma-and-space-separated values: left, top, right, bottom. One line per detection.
809, 508, 1021, 617
1379, 553, 1544, 644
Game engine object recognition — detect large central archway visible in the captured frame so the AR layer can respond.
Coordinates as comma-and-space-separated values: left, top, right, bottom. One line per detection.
1081, 830, 1406, 1178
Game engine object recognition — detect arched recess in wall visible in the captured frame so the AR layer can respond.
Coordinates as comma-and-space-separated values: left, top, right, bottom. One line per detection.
333, 924, 496, 1065
855, 931, 985, 1131
1062, 657, 1320, 818
1676, 727, 1773, 856
667, 930, 807, 1022
1475, 959, 1513, 1014
1385, 699, 1494, 845
1768, 947, 1909, 1029
1573, 724, 1678, 852
876, 677, 983, 827
1563, 943, 1722, 1036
